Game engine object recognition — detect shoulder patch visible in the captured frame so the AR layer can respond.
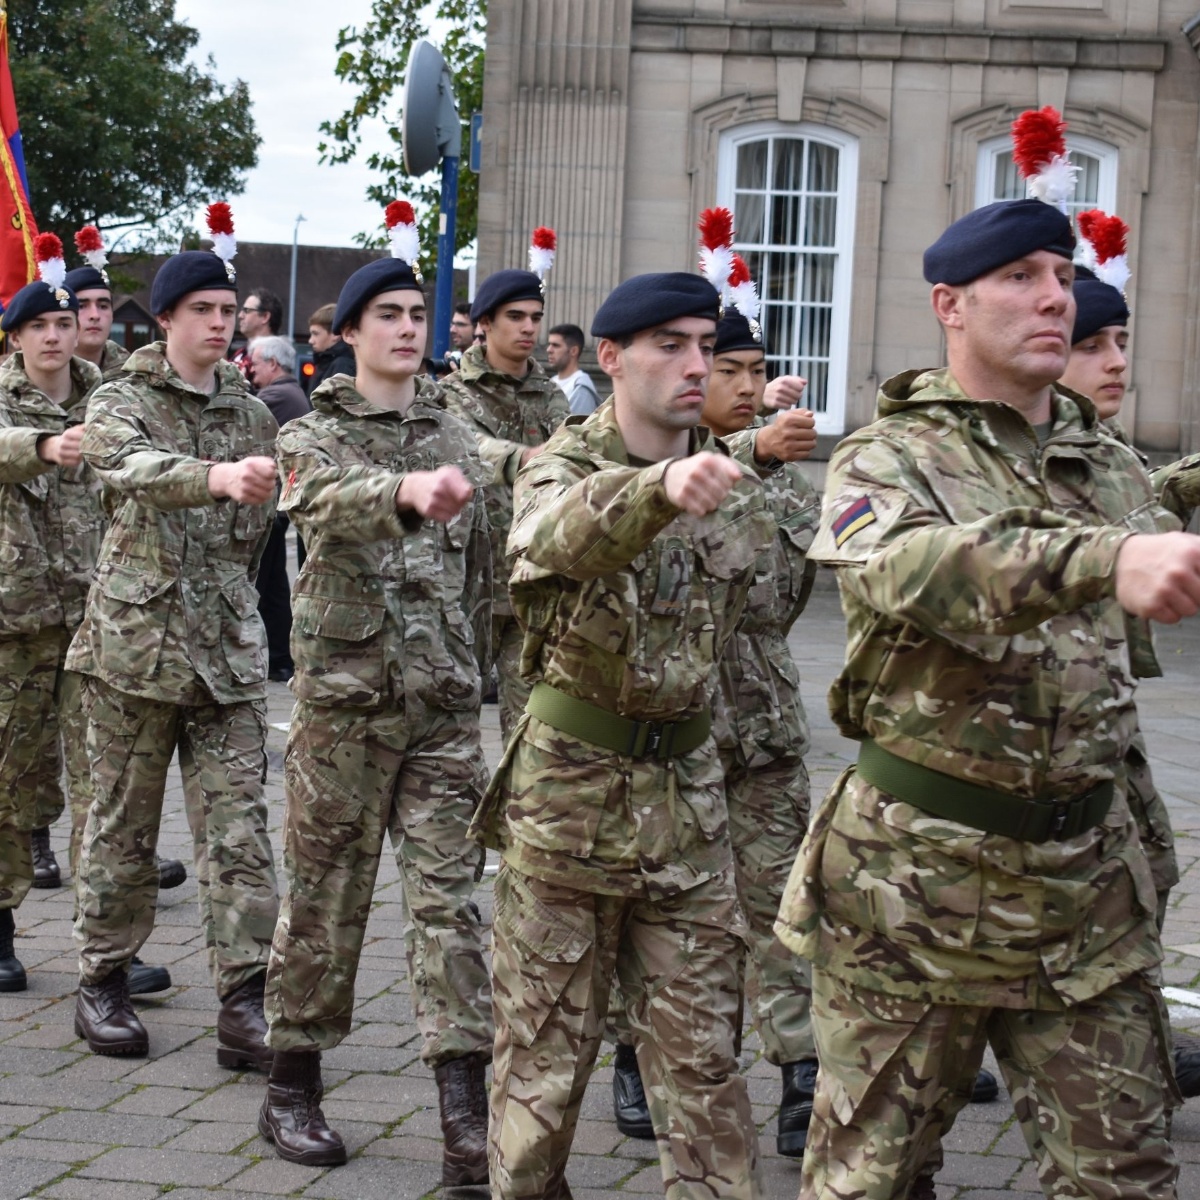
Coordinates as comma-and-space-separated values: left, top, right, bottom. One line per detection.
832, 495, 876, 546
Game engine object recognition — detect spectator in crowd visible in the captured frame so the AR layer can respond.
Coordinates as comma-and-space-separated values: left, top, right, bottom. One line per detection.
248, 336, 311, 682
307, 302, 356, 391
450, 303, 474, 353
546, 322, 601, 415
233, 288, 283, 381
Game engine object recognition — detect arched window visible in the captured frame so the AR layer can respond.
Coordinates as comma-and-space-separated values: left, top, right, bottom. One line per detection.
975, 132, 1119, 222
718, 122, 858, 434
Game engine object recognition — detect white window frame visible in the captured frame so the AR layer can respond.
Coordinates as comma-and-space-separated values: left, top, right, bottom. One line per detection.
975, 132, 1119, 215
717, 120, 858, 435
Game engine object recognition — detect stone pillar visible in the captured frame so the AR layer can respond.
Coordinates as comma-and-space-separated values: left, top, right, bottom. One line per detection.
477, 0, 634, 339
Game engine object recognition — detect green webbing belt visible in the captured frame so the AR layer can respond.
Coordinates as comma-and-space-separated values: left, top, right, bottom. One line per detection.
526, 682, 711, 761
856, 738, 1114, 843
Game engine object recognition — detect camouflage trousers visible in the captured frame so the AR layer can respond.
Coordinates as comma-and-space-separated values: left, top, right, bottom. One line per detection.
264, 699, 493, 1066
74, 678, 279, 996
494, 614, 530, 746
801, 968, 1180, 1200
611, 755, 813, 1065
0, 627, 89, 908
1124, 728, 1179, 929
490, 864, 762, 1200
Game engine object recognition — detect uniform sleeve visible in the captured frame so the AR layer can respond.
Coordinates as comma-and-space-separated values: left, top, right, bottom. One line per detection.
441, 383, 525, 486
0, 421, 53, 484
463, 490, 493, 677
813, 432, 1132, 637
719, 425, 783, 480
277, 424, 422, 544
1150, 454, 1200, 527
81, 385, 217, 510
508, 456, 683, 581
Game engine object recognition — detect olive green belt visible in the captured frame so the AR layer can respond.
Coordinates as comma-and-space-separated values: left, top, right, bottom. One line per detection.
856, 738, 1114, 843
526, 682, 711, 761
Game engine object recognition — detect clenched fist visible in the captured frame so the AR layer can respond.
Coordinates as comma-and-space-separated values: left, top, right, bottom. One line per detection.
396, 465, 474, 523
38, 424, 85, 468
754, 408, 817, 464
1115, 532, 1200, 623
208, 456, 278, 505
663, 452, 744, 517
762, 375, 809, 411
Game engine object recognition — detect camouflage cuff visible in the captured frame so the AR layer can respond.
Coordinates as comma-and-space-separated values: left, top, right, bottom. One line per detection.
0, 427, 54, 483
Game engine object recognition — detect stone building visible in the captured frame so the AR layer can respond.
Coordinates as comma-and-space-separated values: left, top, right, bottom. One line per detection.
476, 0, 1200, 463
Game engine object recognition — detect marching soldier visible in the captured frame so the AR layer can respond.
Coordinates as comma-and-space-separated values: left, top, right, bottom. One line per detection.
70, 205, 281, 1063
0, 237, 102, 991
775, 130, 1191, 1197
442, 230, 568, 740
257, 203, 495, 1185
477, 270, 772, 1199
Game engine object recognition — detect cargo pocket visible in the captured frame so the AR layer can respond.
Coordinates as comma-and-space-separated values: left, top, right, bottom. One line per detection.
91, 564, 176, 680
219, 577, 268, 685
282, 744, 367, 887
290, 575, 388, 705
492, 867, 593, 1048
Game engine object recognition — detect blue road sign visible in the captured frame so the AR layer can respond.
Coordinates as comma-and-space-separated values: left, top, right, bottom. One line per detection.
469, 112, 483, 174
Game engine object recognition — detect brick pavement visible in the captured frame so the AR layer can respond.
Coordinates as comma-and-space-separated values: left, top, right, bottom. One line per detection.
3, 586, 1200, 1199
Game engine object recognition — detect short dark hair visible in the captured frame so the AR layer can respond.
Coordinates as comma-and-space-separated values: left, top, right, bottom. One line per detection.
454, 302, 472, 318
250, 288, 283, 334
549, 323, 585, 353
308, 302, 336, 331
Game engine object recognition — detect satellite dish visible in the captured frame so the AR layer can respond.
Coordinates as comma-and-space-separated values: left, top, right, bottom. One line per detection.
403, 40, 463, 175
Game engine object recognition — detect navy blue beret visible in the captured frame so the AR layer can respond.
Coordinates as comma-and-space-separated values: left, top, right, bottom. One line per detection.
1071, 266, 1129, 344
1, 279, 78, 333
469, 269, 544, 324
591, 272, 721, 341
150, 249, 237, 315
713, 312, 764, 356
923, 199, 1075, 286
64, 266, 110, 294
332, 257, 423, 334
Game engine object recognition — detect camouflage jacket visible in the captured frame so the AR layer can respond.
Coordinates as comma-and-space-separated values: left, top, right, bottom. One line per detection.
475, 402, 774, 897
277, 374, 492, 711
99, 340, 129, 378
441, 343, 568, 616
0, 353, 104, 636
775, 368, 1178, 1008
1106, 416, 1200, 534
65, 342, 277, 705
716, 425, 819, 768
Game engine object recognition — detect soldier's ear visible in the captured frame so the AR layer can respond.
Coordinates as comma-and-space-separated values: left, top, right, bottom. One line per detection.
595, 337, 623, 379
930, 283, 967, 331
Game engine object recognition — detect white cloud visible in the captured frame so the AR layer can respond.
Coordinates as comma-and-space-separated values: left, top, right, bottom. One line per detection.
173, 0, 425, 248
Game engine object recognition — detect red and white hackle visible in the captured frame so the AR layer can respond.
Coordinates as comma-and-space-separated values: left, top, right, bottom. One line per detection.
727, 254, 762, 342
529, 227, 556, 280
1077, 209, 1131, 294
74, 225, 109, 274
1010, 106, 1078, 212
697, 207, 735, 295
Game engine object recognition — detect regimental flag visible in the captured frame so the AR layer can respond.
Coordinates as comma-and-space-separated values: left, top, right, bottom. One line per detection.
0, 0, 36, 310
833, 495, 877, 547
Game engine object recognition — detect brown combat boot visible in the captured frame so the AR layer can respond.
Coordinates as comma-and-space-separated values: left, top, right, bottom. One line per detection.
30, 827, 61, 888
75, 968, 149, 1055
258, 1049, 347, 1166
217, 970, 274, 1071
435, 1053, 489, 1186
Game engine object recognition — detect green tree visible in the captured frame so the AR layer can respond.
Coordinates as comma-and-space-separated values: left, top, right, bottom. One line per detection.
8, 0, 259, 248
318, 0, 486, 267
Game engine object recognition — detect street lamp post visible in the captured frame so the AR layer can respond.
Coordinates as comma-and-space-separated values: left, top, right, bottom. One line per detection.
287, 214, 306, 340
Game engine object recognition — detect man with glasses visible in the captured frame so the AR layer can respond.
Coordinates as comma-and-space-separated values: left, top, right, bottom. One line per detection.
234, 289, 282, 384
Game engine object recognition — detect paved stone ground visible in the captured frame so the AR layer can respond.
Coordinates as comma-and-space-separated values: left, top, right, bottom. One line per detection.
4, 586, 1200, 1200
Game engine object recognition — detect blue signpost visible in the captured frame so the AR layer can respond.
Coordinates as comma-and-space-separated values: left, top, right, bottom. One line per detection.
433, 152, 460, 361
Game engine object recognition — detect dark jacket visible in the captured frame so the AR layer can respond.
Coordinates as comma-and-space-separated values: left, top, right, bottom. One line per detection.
310, 340, 356, 392
257, 373, 312, 427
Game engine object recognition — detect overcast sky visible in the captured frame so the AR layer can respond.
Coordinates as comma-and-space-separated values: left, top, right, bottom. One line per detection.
173, 0, 431, 250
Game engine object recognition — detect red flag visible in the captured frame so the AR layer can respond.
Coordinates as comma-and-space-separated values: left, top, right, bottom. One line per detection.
0, 3, 37, 309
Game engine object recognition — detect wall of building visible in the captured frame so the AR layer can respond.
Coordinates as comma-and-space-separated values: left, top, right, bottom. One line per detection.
477, 0, 1200, 453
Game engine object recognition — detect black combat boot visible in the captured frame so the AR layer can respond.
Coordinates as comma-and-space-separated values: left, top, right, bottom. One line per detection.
217, 970, 273, 1071
970, 1067, 999, 1103
908, 1173, 937, 1200
157, 856, 187, 890
258, 1049, 347, 1165
30, 827, 61, 888
75, 968, 149, 1055
1174, 1042, 1200, 1098
0, 909, 27, 992
612, 1041, 654, 1139
435, 1053, 490, 1186
778, 1057, 819, 1157
127, 956, 172, 996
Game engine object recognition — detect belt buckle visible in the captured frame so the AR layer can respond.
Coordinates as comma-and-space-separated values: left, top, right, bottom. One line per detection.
643, 723, 664, 759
